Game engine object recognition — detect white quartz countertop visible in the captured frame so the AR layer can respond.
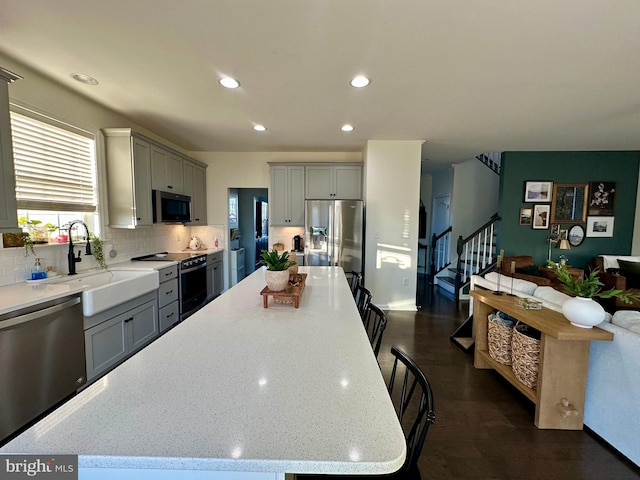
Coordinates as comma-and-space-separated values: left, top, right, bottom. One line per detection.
0, 260, 177, 315
0, 281, 86, 315
0, 266, 406, 477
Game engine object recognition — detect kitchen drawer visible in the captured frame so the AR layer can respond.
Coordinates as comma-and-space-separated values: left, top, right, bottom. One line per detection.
158, 265, 178, 283
159, 301, 180, 333
158, 278, 179, 308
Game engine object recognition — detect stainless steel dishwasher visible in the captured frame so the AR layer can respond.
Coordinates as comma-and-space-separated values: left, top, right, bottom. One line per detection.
0, 294, 86, 443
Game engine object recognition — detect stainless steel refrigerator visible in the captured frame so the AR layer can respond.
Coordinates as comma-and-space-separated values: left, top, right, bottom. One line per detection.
304, 200, 364, 272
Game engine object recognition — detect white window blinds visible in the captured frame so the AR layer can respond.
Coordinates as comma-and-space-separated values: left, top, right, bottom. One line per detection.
11, 109, 97, 212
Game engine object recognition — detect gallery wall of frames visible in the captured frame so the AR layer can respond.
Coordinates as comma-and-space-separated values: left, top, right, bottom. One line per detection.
497, 151, 640, 268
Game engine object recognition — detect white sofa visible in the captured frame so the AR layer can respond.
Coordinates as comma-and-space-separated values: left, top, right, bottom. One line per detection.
470, 272, 640, 467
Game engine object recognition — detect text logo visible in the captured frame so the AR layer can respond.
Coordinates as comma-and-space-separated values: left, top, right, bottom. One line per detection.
0, 455, 77, 479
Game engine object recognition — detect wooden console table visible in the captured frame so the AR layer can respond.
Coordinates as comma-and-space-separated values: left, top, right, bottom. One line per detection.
471, 289, 613, 430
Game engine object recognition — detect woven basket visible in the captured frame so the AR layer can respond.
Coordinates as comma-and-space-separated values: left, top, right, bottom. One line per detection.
487, 313, 514, 365
511, 322, 541, 390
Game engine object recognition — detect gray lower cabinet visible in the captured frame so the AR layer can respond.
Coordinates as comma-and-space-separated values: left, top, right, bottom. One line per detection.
158, 265, 180, 333
84, 292, 158, 383
206, 252, 224, 301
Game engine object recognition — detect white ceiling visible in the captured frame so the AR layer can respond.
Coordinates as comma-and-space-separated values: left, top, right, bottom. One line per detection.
1, 0, 639, 171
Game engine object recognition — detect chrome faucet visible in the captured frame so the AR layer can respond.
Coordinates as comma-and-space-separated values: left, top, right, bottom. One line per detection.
66, 220, 92, 275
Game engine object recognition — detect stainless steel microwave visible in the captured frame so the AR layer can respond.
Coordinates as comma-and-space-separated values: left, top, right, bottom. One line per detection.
153, 190, 192, 223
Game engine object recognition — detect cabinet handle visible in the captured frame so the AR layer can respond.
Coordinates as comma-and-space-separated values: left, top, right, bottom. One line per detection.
164, 272, 172, 276
166, 290, 173, 295
125, 317, 133, 323
136, 217, 141, 221
195, 218, 199, 221
167, 185, 173, 189
166, 312, 174, 318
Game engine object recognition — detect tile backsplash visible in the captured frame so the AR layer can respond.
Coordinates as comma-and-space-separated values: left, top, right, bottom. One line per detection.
0, 224, 225, 287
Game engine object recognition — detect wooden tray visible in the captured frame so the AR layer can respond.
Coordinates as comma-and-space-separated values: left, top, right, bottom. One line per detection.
260, 273, 307, 308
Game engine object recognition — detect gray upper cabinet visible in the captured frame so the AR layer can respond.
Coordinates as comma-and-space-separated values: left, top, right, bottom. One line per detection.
103, 129, 154, 228
104, 129, 206, 229
305, 165, 362, 199
271, 165, 305, 226
151, 145, 183, 193
0, 68, 20, 233
183, 160, 207, 225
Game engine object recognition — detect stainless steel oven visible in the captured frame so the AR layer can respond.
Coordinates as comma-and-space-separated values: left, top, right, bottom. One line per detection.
132, 252, 208, 320
179, 254, 207, 319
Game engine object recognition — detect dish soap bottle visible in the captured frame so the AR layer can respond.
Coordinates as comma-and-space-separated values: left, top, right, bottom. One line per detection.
214, 237, 219, 248
31, 258, 46, 280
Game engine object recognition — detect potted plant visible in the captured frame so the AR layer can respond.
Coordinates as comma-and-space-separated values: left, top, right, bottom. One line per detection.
18, 217, 58, 244
547, 260, 640, 328
89, 233, 108, 270
260, 249, 292, 291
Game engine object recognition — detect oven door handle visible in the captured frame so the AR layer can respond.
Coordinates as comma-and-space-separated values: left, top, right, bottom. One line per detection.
182, 263, 207, 274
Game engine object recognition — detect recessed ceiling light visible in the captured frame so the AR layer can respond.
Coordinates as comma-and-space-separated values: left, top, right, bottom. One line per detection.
253, 124, 267, 132
219, 76, 240, 89
70, 73, 99, 85
350, 76, 370, 88
341, 124, 354, 132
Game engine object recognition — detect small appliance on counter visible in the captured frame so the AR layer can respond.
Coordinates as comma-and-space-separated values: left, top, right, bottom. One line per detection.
189, 236, 203, 250
293, 235, 303, 252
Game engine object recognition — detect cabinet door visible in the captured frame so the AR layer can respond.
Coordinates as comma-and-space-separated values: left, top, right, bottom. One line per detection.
288, 166, 305, 225
191, 164, 207, 224
333, 166, 362, 199
305, 165, 333, 199
84, 315, 128, 381
167, 153, 183, 193
213, 260, 224, 297
271, 166, 289, 225
132, 137, 153, 226
0, 79, 18, 232
150, 145, 168, 192
128, 300, 158, 354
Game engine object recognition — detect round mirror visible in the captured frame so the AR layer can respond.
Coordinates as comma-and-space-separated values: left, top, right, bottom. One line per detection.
568, 225, 585, 247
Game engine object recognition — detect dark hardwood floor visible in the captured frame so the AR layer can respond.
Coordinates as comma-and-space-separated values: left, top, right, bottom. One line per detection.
375, 277, 640, 480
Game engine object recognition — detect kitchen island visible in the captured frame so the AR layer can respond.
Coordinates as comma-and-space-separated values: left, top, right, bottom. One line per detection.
0, 266, 406, 479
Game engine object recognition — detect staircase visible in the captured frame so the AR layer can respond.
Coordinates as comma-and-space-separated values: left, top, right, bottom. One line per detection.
476, 152, 502, 175
430, 213, 501, 302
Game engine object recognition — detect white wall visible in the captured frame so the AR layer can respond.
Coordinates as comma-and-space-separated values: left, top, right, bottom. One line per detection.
364, 140, 423, 311
451, 158, 500, 242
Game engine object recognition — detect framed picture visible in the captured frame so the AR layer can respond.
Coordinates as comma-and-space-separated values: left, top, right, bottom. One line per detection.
560, 229, 568, 241
519, 207, 532, 225
550, 224, 560, 238
568, 225, 585, 246
532, 204, 551, 230
586, 216, 615, 238
551, 183, 588, 224
588, 181, 616, 216
524, 181, 553, 203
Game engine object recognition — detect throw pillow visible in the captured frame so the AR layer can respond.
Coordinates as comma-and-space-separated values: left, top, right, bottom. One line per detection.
617, 259, 640, 289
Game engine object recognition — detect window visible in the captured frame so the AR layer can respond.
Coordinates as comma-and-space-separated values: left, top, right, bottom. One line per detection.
10, 105, 99, 240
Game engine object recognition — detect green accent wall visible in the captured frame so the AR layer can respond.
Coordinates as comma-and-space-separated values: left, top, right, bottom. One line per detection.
498, 151, 640, 269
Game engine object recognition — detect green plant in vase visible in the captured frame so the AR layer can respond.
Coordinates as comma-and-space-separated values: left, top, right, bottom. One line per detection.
89, 233, 108, 270
260, 249, 292, 271
547, 260, 640, 328
18, 217, 58, 244
260, 249, 292, 291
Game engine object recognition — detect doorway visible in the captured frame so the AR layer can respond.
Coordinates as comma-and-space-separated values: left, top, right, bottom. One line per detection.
230, 188, 269, 276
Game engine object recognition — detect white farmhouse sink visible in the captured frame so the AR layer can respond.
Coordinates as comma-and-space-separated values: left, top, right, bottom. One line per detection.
59, 270, 159, 317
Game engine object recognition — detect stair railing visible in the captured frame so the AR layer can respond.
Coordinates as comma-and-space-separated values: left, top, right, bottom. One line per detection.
428, 226, 453, 286
476, 152, 502, 175
454, 213, 501, 302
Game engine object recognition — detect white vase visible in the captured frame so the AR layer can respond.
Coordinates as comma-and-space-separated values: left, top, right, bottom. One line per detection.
265, 270, 290, 292
561, 296, 606, 328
